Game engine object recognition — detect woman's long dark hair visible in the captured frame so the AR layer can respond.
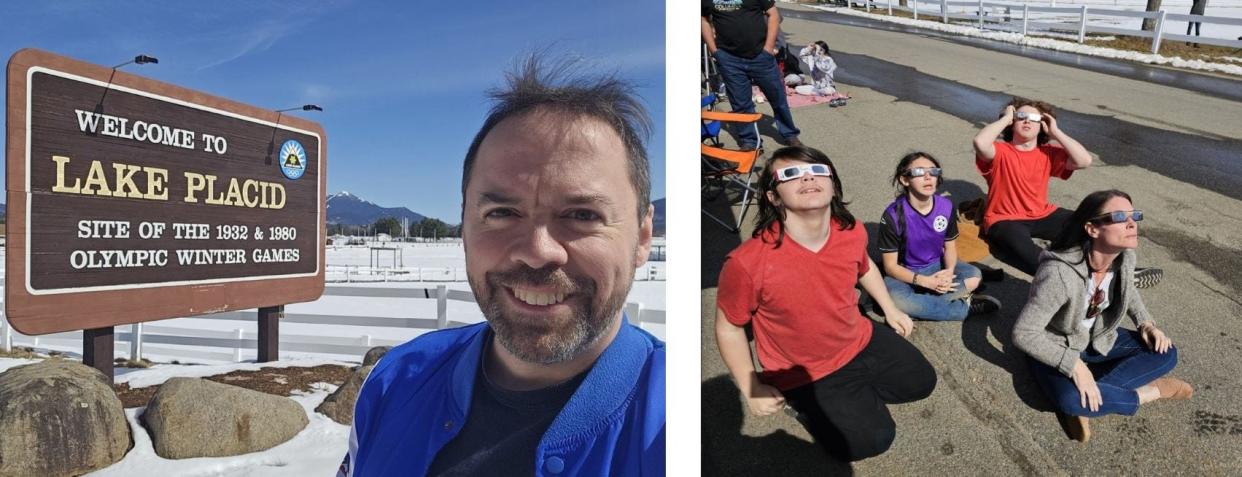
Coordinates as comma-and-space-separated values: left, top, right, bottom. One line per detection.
753, 145, 855, 248
1050, 189, 1133, 264
890, 151, 944, 198
1001, 96, 1056, 145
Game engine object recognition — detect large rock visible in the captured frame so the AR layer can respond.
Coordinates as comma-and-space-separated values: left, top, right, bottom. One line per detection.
143, 377, 308, 459
362, 346, 391, 366
0, 359, 131, 477
315, 365, 373, 425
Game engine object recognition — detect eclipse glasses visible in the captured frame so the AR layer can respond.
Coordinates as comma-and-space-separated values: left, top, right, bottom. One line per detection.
774, 163, 833, 183
903, 167, 942, 178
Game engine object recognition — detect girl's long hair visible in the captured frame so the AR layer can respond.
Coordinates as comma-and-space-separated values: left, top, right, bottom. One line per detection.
753, 145, 855, 248
1000, 96, 1056, 145
1049, 189, 1133, 265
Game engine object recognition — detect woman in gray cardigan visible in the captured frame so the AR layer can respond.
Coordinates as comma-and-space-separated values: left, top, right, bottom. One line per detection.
1012, 190, 1192, 443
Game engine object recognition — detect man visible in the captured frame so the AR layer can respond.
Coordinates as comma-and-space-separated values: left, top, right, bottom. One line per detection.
339, 57, 664, 477
702, 0, 802, 148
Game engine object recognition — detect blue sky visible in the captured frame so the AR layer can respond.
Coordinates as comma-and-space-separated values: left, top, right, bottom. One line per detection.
0, 0, 665, 222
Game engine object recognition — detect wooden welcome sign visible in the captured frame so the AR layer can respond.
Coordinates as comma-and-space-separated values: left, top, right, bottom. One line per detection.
6, 49, 326, 335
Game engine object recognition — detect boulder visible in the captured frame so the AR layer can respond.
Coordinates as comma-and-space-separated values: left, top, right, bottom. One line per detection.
142, 377, 308, 459
362, 346, 391, 366
315, 365, 373, 425
0, 359, 130, 477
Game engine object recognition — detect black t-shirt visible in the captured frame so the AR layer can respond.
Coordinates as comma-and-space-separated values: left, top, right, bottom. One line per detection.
702, 0, 776, 59
426, 348, 588, 477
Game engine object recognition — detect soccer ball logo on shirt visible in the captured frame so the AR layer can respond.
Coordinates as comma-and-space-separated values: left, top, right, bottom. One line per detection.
933, 215, 949, 233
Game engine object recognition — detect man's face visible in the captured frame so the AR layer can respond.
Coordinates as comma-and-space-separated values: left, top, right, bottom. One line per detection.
462, 109, 653, 364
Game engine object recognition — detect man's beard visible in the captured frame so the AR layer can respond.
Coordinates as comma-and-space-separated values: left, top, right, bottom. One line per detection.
470, 264, 632, 365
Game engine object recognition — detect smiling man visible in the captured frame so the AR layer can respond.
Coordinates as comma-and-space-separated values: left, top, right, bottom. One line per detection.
338, 56, 665, 477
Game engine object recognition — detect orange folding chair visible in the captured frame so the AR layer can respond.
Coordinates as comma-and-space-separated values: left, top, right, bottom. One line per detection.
702, 105, 763, 233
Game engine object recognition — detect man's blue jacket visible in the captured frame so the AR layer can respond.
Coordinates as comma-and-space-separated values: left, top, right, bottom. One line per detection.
339, 319, 665, 476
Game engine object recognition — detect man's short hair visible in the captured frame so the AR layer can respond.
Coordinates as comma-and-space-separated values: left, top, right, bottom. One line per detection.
461, 53, 653, 220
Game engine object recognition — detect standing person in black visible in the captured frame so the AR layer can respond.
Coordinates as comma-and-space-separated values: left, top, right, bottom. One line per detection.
1187, 0, 1208, 47
702, 0, 802, 149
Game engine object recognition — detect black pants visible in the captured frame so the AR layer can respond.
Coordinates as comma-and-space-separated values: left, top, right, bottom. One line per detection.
783, 321, 937, 462
986, 207, 1073, 276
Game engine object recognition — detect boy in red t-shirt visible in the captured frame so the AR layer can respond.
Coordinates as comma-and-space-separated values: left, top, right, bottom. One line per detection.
973, 98, 1083, 276
715, 145, 935, 462
973, 98, 1162, 285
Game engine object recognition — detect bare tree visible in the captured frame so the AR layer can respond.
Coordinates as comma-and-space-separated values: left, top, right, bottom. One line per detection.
1142, 0, 1163, 31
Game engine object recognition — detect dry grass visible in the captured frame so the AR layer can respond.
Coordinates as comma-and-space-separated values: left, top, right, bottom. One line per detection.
113, 364, 354, 408
0, 347, 43, 359
841, 6, 1242, 67
114, 357, 154, 369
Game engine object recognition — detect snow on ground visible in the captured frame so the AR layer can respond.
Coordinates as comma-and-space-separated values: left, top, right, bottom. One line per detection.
811, 4, 1242, 76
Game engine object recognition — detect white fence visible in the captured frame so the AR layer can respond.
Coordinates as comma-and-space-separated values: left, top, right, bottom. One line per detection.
845, 0, 1242, 53
325, 263, 668, 283
0, 284, 666, 363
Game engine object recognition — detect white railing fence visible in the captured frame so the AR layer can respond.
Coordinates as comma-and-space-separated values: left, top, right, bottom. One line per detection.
0, 284, 666, 362
325, 263, 667, 283
843, 0, 1242, 54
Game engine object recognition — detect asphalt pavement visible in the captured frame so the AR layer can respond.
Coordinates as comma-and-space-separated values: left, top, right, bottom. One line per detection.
701, 5, 1242, 475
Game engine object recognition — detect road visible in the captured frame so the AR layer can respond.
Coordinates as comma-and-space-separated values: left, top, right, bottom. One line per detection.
701, 4, 1242, 475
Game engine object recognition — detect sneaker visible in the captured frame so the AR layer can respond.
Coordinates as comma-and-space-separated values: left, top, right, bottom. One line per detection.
1134, 267, 1163, 289
1152, 377, 1193, 400
967, 295, 1001, 316
828, 99, 840, 108
1056, 411, 1091, 443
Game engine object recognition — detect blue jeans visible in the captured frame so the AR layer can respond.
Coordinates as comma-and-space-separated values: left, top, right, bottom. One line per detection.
884, 262, 981, 321
1028, 328, 1178, 417
712, 49, 800, 147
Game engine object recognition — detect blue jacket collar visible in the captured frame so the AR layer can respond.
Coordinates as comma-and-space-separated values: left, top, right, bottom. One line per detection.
447, 316, 651, 444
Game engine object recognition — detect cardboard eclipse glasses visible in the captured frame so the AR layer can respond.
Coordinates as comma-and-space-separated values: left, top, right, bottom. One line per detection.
774, 163, 833, 183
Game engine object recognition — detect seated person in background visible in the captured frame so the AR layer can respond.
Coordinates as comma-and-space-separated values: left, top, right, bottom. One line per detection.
715, 145, 935, 462
879, 151, 1000, 321
971, 97, 1161, 287
795, 40, 847, 106
1013, 190, 1191, 443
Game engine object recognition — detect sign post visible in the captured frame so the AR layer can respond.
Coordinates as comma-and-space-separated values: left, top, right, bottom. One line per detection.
83, 327, 114, 377
5, 49, 327, 377
257, 306, 282, 362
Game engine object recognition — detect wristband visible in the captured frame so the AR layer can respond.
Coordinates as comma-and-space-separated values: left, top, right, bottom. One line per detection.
912, 275, 920, 286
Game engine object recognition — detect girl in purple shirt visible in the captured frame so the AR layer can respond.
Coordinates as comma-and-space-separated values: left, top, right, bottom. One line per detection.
878, 152, 1001, 321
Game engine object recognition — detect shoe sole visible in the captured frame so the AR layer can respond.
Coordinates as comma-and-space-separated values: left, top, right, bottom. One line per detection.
1135, 268, 1163, 289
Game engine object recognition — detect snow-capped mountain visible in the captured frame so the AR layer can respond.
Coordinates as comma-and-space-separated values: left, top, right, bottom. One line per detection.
325, 192, 663, 235
326, 191, 427, 226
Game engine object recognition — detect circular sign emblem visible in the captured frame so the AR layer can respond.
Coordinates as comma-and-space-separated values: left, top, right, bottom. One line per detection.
279, 139, 307, 180
933, 215, 949, 233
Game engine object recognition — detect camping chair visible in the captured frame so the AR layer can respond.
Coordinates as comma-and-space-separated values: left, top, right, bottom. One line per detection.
702, 43, 726, 100
702, 94, 762, 233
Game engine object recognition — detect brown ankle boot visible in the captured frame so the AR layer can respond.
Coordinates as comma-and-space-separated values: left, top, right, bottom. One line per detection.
1056, 411, 1091, 443
1153, 377, 1193, 400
